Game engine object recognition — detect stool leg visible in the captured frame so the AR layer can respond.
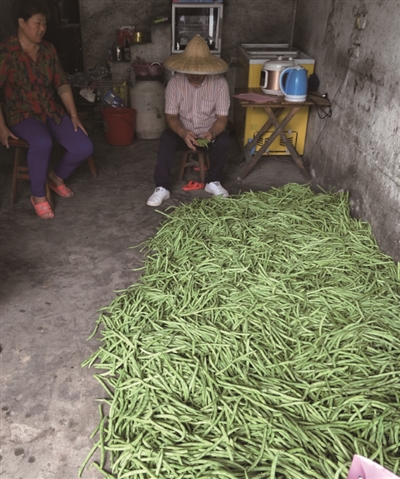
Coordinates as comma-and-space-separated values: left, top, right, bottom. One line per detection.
205, 153, 210, 170
198, 152, 206, 184
87, 155, 98, 177
11, 144, 53, 207
11, 148, 22, 204
45, 183, 54, 209
178, 151, 189, 181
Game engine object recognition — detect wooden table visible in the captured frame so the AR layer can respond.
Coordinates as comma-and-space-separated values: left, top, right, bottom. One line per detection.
236, 90, 332, 181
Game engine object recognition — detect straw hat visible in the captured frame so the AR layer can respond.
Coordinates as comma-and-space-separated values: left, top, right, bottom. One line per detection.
164, 35, 228, 75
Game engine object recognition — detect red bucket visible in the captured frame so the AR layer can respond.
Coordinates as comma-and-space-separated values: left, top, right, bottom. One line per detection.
101, 107, 136, 146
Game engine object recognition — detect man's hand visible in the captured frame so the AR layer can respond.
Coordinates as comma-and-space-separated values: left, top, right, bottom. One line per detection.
199, 130, 215, 142
166, 114, 199, 150
182, 130, 199, 150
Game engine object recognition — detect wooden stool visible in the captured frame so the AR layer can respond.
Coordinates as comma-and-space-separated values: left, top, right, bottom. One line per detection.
8, 138, 97, 205
178, 150, 210, 184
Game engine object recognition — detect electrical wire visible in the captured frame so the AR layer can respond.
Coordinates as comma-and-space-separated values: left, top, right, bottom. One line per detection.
308, 95, 332, 119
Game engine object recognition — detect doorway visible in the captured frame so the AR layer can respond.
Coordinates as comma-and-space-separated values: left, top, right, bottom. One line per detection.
44, 0, 84, 74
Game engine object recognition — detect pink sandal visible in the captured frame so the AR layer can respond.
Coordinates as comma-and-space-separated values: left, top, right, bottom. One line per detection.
48, 180, 74, 197
30, 197, 54, 219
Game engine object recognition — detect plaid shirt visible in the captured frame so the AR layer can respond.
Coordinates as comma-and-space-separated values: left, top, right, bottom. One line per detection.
165, 73, 230, 136
0, 35, 71, 127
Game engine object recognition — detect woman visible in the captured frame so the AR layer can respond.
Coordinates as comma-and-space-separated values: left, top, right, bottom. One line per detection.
0, 0, 93, 219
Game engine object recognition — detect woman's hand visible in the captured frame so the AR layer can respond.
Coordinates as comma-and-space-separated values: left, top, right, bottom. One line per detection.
71, 115, 88, 136
0, 126, 18, 148
59, 90, 88, 135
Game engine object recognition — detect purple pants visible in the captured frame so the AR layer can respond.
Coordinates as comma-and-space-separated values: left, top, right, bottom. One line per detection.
10, 115, 94, 197
153, 129, 230, 190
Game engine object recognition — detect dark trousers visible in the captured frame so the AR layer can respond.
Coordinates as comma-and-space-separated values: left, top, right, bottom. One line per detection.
153, 128, 229, 190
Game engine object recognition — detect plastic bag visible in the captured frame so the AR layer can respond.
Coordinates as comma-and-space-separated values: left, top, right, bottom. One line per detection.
101, 88, 124, 108
347, 455, 400, 479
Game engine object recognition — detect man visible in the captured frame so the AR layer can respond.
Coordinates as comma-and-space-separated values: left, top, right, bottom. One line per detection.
147, 35, 230, 207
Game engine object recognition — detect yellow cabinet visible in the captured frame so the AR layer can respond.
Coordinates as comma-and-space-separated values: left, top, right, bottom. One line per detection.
234, 44, 315, 155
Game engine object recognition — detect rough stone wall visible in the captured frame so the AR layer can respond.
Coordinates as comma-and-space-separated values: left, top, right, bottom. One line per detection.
293, 0, 400, 261
77, 0, 296, 121
79, 0, 170, 71
222, 0, 297, 63
78, 0, 296, 73
0, 0, 16, 41
2, 0, 397, 259
221, 0, 296, 97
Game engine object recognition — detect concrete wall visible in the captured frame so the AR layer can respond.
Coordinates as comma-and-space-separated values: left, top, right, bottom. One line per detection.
1, 0, 399, 260
0, 0, 296, 88
78, 0, 296, 72
0, 0, 15, 41
79, 0, 170, 72
293, 0, 400, 261
77, 0, 297, 121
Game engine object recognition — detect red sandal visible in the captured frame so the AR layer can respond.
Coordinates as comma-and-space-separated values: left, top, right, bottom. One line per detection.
182, 180, 204, 191
30, 197, 54, 219
48, 180, 74, 197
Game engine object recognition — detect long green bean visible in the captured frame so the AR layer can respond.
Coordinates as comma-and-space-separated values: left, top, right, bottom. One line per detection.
81, 184, 400, 479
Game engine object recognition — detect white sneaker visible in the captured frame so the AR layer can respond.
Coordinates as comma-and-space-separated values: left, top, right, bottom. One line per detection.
205, 181, 230, 198
147, 187, 170, 206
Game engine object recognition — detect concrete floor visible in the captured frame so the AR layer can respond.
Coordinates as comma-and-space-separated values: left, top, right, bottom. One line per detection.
0, 123, 307, 479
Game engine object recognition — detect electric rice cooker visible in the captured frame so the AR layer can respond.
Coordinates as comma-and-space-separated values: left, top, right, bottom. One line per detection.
260, 56, 297, 95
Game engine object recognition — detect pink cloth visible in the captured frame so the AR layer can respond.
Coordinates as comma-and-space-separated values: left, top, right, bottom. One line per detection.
347, 455, 399, 479
233, 92, 279, 103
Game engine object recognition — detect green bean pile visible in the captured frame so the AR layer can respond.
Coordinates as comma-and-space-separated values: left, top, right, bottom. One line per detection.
81, 184, 400, 479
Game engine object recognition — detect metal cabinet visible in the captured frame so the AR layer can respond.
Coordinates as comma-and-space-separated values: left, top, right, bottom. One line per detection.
171, 2, 223, 54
